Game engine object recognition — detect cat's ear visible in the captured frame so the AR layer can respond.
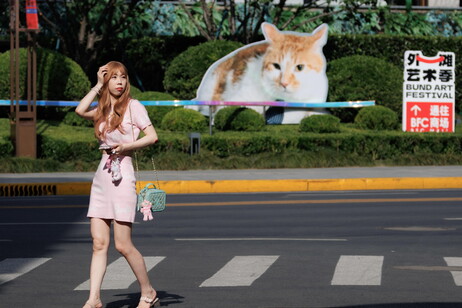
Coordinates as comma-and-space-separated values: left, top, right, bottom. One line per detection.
261, 22, 282, 42
311, 24, 329, 47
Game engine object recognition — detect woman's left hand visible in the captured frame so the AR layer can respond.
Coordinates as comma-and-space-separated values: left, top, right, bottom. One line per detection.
111, 144, 125, 155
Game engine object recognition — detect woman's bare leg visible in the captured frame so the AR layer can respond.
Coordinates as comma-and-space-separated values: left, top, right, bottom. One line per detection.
113, 220, 156, 307
83, 218, 111, 308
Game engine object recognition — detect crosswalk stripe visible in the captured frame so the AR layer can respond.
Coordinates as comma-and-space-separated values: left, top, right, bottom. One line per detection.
444, 257, 462, 286
74, 256, 165, 290
200, 255, 279, 287
0, 258, 51, 285
7, 255, 462, 289
331, 255, 384, 286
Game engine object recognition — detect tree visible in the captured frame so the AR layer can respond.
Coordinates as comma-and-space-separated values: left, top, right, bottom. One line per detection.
0, 1, 9, 39
37, 0, 158, 72
178, 0, 381, 44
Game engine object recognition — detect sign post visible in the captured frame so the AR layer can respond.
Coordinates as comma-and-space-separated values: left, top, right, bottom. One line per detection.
402, 50, 455, 132
9, 0, 39, 158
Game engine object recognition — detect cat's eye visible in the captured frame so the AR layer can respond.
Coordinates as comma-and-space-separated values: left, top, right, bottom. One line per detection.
296, 64, 304, 72
273, 63, 281, 70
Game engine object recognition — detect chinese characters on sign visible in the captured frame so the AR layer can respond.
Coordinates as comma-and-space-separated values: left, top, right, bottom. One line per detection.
402, 51, 455, 132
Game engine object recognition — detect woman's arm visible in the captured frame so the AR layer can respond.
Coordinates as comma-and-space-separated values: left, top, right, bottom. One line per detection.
112, 125, 158, 155
75, 65, 106, 120
75, 88, 99, 120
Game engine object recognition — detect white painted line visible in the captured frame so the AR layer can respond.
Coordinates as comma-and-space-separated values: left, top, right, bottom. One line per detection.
331, 255, 384, 286
74, 256, 165, 290
444, 257, 462, 286
200, 255, 279, 287
444, 218, 462, 221
384, 226, 455, 231
0, 258, 51, 285
175, 237, 347, 242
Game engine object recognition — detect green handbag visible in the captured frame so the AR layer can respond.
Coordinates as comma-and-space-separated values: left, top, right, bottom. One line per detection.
136, 182, 166, 212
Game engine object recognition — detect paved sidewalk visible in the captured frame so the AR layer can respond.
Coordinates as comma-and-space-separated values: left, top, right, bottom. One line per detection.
1, 166, 462, 195
2, 165, 462, 183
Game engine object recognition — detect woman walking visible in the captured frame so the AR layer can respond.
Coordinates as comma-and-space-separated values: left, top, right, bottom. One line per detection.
76, 61, 160, 308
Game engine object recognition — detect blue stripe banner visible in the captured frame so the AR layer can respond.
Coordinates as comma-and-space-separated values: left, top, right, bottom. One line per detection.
0, 100, 375, 108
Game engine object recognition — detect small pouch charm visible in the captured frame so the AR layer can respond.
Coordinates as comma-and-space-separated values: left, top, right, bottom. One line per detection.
111, 156, 122, 182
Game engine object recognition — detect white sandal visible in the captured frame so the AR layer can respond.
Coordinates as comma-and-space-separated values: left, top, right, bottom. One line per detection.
137, 296, 160, 307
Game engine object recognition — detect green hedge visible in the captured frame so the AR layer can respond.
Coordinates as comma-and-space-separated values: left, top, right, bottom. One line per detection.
10, 121, 462, 168
38, 135, 101, 162
200, 131, 462, 160
38, 130, 460, 161
37, 132, 190, 162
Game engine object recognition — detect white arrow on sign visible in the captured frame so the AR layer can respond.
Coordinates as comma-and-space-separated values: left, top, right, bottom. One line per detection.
411, 105, 421, 116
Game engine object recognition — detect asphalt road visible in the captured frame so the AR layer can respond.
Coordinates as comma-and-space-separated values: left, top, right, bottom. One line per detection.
1, 189, 462, 308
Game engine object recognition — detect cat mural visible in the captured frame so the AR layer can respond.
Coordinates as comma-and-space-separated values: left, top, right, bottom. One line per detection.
192, 22, 329, 124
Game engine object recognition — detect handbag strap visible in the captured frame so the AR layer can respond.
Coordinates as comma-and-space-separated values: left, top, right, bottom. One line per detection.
128, 101, 161, 191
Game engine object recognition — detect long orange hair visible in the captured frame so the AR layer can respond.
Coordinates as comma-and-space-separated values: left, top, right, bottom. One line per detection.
94, 61, 132, 140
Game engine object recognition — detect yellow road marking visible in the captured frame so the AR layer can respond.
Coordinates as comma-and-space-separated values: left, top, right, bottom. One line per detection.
1, 197, 462, 209
166, 197, 462, 207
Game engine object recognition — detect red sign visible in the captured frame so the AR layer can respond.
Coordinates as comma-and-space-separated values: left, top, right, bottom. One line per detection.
26, 0, 39, 30
403, 102, 454, 132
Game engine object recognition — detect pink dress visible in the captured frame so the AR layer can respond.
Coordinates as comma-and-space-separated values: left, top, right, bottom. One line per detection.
87, 99, 152, 223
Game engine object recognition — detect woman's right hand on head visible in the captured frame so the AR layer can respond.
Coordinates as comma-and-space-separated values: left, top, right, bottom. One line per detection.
96, 65, 108, 87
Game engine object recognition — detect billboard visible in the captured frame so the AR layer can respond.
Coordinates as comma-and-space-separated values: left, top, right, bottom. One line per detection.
402, 51, 455, 132
191, 22, 329, 124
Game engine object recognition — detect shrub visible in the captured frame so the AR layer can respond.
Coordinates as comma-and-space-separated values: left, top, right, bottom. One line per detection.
134, 91, 176, 101
132, 91, 179, 127
38, 135, 101, 162
62, 109, 93, 127
160, 108, 207, 132
214, 107, 265, 131
355, 105, 399, 130
0, 137, 14, 157
327, 55, 402, 122
214, 107, 237, 131
163, 40, 243, 99
300, 114, 341, 133
0, 48, 90, 122
0, 48, 90, 100
130, 85, 142, 98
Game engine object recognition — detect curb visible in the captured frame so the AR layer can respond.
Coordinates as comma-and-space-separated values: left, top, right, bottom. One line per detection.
1, 177, 462, 197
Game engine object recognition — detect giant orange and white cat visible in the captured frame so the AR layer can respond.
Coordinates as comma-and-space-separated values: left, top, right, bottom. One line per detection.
193, 22, 329, 124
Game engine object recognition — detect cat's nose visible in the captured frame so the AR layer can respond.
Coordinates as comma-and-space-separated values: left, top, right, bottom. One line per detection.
280, 81, 289, 88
